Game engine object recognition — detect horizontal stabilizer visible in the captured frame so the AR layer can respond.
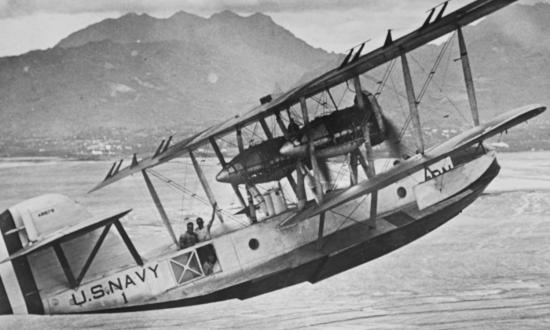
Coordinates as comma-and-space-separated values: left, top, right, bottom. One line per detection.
0, 209, 131, 263
280, 104, 546, 227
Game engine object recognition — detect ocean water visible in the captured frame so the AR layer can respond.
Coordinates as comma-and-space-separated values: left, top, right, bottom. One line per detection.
1, 152, 550, 329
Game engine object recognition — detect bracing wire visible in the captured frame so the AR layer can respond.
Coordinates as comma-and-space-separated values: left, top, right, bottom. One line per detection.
376, 58, 397, 97
320, 194, 370, 249
329, 160, 350, 191
147, 169, 248, 227
416, 32, 456, 103
397, 32, 463, 142
409, 33, 470, 124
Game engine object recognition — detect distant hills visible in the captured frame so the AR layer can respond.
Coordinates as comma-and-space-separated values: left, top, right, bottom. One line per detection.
0, 3, 548, 157
0, 10, 336, 156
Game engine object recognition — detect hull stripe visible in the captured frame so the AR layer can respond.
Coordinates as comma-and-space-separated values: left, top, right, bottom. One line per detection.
0, 270, 13, 314
0, 210, 43, 314
0, 211, 26, 314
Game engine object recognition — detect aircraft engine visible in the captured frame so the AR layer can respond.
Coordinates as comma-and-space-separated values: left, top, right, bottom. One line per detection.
216, 137, 296, 185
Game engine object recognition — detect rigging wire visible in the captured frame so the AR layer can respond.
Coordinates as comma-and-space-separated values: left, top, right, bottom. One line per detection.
416, 32, 456, 103
375, 58, 397, 97
181, 160, 189, 219
320, 194, 370, 249
147, 168, 248, 227
329, 159, 351, 191
440, 35, 455, 91
396, 32, 465, 143
409, 33, 470, 124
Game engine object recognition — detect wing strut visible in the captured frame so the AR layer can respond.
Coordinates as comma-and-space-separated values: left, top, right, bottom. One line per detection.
50, 214, 141, 289
113, 220, 143, 267
327, 89, 339, 111
259, 118, 298, 194
236, 129, 257, 223
274, 111, 307, 209
349, 151, 358, 185
75, 223, 112, 285
356, 149, 370, 177
142, 170, 178, 245
299, 97, 327, 244
259, 118, 273, 139
317, 212, 326, 249
353, 76, 378, 228
352, 77, 376, 179
400, 53, 425, 153
457, 26, 480, 126
210, 137, 247, 208
274, 112, 288, 137
300, 97, 324, 203
189, 151, 224, 223
296, 160, 307, 209
53, 243, 77, 288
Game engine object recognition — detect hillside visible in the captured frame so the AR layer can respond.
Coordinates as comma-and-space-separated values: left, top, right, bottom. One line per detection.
0, 3, 549, 157
0, 10, 337, 157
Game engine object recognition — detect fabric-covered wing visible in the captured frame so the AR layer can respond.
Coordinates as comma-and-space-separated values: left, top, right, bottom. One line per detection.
90, 0, 517, 192
280, 104, 546, 227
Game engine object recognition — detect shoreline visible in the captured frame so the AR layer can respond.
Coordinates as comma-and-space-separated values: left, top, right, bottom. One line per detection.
0, 149, 548, 163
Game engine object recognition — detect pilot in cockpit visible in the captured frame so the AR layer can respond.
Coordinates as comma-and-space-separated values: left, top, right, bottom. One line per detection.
195, 203, 216, 241
179, 222, 199, 249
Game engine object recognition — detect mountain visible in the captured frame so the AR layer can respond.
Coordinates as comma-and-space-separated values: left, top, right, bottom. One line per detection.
0, 3, 549, 157
0, 10, 337, 156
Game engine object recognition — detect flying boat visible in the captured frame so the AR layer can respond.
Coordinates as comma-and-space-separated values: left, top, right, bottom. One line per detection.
0, 0, 545, 315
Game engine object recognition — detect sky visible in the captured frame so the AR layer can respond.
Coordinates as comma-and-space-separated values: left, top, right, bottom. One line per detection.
0, 0, 546, 57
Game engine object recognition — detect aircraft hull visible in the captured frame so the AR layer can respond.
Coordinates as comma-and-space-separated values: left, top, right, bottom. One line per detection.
0, 150, 498, 315
92, 153, 499, 313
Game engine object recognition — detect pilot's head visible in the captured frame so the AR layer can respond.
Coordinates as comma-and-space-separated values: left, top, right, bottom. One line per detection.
196, 217, 204, 228
186, 222, 194, 233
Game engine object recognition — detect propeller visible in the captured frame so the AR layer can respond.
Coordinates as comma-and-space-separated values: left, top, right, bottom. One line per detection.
316, 157, 332, 188
383, 116, 408, 158
361, 90, 408, 159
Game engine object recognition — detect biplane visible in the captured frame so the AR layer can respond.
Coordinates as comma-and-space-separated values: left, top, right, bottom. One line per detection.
0, 0, 545, 315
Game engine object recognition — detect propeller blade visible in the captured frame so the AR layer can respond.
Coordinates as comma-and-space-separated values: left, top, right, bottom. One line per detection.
295, 160, 307, 209
383, 116, 407, 158
317, 157, 332, 187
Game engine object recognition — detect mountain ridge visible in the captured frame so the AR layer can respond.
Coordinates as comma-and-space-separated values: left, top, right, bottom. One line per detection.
0, 4, 549, 157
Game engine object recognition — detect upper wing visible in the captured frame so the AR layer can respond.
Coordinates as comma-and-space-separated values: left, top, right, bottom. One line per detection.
90, 130, 205, 192
280, 104, 546, 227
90, 0, 517, 192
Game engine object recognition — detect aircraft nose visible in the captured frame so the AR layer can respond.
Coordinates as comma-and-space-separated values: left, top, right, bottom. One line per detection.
216, 168, 231, 183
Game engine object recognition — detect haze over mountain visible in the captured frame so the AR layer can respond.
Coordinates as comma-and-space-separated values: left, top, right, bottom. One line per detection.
0, 3, 548, 157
